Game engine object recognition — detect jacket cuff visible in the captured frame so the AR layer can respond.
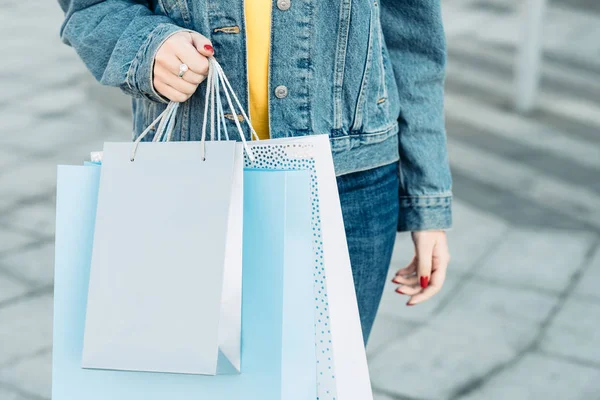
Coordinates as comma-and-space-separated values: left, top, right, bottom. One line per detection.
123, 23, 192, 103
397, 195, 453, 232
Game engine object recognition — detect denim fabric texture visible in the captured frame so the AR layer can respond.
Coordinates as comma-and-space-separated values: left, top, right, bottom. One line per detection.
58, 0, 452, 231
337, 161, 399, 343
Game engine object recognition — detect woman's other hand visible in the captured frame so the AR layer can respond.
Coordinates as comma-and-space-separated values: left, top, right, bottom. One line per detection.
153, 31, 214, 102
392, 231, 450, 306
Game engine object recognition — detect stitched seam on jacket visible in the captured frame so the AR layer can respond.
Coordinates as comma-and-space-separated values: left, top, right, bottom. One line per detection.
126, 24, 162, 101
350, 5, 375, 131
332, 0, 352, 130
399, 194, 452, 199
330, 120, 397, 140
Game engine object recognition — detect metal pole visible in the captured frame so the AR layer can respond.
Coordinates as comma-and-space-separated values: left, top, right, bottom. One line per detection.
514, 0, 548, 113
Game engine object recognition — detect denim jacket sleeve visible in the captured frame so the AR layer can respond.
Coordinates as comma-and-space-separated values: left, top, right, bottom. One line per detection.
58, 0, 190, 103
380, 0, 453, 232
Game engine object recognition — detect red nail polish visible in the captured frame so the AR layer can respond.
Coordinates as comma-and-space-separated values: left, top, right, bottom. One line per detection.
420, 276, 429, 289
406, 302, 415, 307
397, 289, 405, 295
204, 44, 214, 53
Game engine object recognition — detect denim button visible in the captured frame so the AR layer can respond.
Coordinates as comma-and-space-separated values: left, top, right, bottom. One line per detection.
277, 0, 291, 10
275, 85, 288, 98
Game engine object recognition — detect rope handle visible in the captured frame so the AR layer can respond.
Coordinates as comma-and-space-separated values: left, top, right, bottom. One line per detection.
130, 57, 259, 162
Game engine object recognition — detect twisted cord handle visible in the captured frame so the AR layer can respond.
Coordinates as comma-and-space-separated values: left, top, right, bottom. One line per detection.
130, 57, 259, 162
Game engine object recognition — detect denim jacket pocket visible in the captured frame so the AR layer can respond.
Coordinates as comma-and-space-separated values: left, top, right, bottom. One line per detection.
154, 0, 192, 27
351, 0, 396, 134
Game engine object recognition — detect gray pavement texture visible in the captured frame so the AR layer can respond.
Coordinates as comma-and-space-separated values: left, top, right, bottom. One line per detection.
1, 0, 599, 399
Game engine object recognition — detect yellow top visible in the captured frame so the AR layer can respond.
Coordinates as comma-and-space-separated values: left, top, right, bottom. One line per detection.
244, 0, 272, 140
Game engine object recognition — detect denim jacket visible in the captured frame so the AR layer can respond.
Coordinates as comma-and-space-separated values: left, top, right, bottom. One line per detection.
58, 0, 452, 231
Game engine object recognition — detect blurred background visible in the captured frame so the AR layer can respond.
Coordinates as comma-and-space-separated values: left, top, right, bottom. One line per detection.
1, 0, 599, 399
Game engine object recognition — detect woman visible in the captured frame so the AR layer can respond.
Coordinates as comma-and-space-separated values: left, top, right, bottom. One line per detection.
58, 0, 452, 343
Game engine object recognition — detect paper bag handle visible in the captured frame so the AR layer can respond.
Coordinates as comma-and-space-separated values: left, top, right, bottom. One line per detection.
130, 57, 259, 162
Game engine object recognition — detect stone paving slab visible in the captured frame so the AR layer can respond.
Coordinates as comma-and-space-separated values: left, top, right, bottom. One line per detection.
0, 294, 53, 366
1, 203, 56, 239
0, 229, 36, 256
445, 278, 559, 325
460, 352, 600, 400
0, 386, 33, 400
0, 273, 27, 305
572, 247, 600, 302
369, 276, 559, 399
366, 314, 417, 358
0, 350, 52, 400
0, 196, 21, 217
26, 86, 89, 119
8, 112, 105, 158
448, 139, 600, 231
445, 89, 600, 171
540, 297, 600, 365
0, 243, 56, 287
370, 310, 534, 399
0, 162, 57, 204
445, 201, 509, 274
446, 35, 600, 129
0, 148, 23, 171
444, 0, 600, 69
475, 228, 596, 293
372, 393, 394, 400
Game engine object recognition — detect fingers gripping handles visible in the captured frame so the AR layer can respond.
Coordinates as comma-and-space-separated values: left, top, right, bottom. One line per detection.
131, 57, 259, 162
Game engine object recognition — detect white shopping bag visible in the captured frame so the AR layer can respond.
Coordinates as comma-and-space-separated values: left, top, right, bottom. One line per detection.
209, 59, 373, 399
82, 59, 246, 376
245, 136, 374, 400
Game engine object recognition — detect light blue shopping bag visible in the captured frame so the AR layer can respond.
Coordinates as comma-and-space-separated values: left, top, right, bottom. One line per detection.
52, 165, 316, 399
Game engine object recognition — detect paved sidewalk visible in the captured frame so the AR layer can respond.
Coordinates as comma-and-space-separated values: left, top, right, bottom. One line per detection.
1, 1, 599, 399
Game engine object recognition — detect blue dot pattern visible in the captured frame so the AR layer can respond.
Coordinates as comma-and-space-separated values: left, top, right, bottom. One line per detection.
245, 143, 337, 400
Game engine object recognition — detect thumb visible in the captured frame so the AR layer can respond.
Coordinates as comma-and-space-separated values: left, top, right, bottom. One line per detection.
413, 232, 434, 289
188, 31, 215, 57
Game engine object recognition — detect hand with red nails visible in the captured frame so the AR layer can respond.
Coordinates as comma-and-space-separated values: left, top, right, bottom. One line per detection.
392, 231, 450, 306
152, 31, 214, 103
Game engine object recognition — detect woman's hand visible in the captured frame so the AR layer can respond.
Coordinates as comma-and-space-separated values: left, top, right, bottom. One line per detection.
153, 31, 215, 102
392, 230, 450, 306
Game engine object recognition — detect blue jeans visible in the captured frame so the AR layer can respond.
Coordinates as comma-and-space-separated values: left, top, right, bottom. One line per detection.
337, 161, 400, 344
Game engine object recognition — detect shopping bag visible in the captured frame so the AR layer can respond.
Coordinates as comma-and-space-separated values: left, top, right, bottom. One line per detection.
245, 136, 374, 400
81, 140, 242, 375
206, 59, 374, 399
81, 60, 248, 375
53, 164, 316, 399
